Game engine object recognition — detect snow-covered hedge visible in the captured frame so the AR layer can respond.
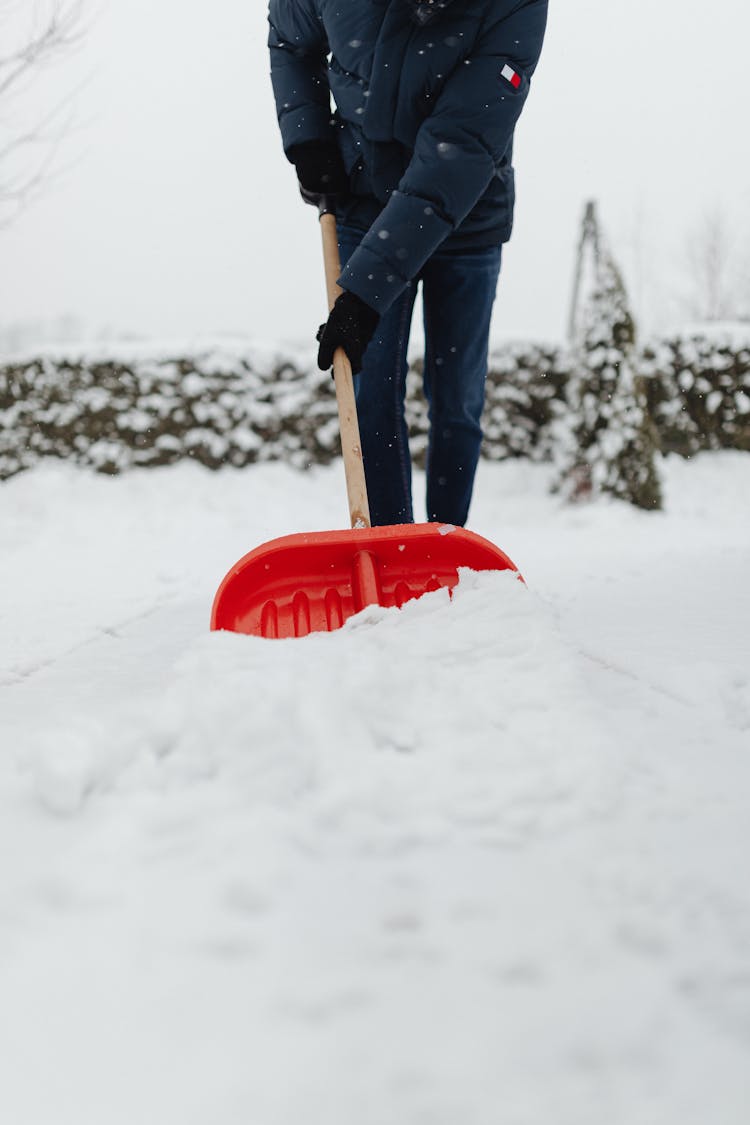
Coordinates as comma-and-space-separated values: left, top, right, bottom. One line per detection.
642, 331, 750, 457
1, 331, 748, 484
0, 348, 339, 480
483, 343, 570, 464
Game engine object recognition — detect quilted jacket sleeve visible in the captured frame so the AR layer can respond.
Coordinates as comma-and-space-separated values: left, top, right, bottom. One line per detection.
340, 0, 548, 312
268, 0, 335, 155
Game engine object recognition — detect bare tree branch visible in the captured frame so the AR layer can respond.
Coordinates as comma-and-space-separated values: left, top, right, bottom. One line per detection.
0, 1, 86, 226
681, 207, 747, 323
0, 2, 83, 89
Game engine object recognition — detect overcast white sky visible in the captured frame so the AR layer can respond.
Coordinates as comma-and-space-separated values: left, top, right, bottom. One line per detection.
1, 0, 749, 353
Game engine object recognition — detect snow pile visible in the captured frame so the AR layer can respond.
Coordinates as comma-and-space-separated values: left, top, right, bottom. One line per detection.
1, 454, 749, 1123
155, 569, 616, 841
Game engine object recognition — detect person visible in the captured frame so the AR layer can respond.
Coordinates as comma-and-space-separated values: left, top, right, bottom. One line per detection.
268, 0, 548, 526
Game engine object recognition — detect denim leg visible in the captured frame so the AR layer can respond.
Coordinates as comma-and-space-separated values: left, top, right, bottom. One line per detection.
337, 223, 418, 525
420, 245, 502, 525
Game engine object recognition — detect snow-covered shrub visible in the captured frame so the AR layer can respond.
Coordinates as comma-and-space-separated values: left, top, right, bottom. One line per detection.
561, 203, 662, 510
0, 347, 340, 480
1, 327, 748, 497
483, 343, 570, 463
641, 330, 750, 456
0, 342, 570, 482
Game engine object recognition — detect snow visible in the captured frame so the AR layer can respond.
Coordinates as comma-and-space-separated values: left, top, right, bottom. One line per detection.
665, 322, 750, 350
1, 453, 749, 1124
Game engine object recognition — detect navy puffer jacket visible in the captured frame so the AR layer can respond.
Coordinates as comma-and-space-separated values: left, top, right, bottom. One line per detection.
268, 0, 548, 312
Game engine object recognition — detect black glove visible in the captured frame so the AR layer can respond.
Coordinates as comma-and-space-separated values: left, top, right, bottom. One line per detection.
317, 290, 379, 375
288, 141, 349, 205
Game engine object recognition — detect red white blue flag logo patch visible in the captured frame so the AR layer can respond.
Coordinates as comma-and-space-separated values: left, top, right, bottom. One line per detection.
500, 63, 521, 89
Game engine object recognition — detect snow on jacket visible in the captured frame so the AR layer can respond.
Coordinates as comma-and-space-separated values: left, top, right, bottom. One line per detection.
268, 0, 548, 312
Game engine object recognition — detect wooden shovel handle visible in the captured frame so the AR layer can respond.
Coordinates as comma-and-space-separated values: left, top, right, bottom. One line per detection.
319, 211, 371, 530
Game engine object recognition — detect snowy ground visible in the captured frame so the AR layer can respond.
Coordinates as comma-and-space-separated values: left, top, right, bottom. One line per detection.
1, 453, 749, 1124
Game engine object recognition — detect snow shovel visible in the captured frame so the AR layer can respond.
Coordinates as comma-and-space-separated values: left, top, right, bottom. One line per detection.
210, 197, 520, 639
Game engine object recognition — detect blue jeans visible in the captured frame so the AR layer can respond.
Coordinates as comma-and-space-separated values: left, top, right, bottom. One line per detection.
337, 224, 502, 527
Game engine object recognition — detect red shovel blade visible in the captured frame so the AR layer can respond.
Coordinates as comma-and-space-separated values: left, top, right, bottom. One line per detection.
211, 523, 520, 639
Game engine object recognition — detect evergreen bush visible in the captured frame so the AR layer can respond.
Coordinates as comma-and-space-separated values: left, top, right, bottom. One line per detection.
561, 202, 662, 510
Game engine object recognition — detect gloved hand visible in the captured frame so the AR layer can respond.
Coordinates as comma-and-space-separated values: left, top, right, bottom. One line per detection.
288, 141, 349, 206
317, 290, 379, 375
